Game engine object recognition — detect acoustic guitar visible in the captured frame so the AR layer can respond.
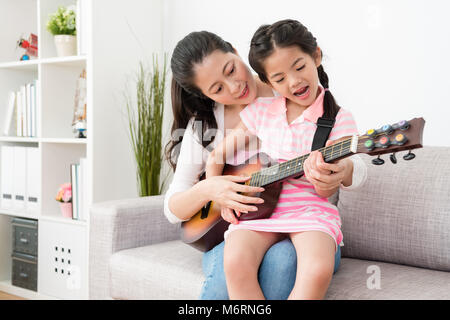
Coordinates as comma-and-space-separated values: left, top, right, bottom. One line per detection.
181, 117, 425, 252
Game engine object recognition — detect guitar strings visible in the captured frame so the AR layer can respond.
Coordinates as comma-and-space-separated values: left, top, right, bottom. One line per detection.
248, 131, 403, 186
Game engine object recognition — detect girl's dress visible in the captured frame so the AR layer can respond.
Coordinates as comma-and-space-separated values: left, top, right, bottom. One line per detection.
225, 87, 359, 250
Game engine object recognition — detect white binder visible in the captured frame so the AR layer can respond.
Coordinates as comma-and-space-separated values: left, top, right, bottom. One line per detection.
13, 146, 27, 210
1, 146, 14, 209
26, 147, 40, 214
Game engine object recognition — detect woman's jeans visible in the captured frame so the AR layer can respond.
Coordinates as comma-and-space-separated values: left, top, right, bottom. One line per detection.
199, 238, 341, 300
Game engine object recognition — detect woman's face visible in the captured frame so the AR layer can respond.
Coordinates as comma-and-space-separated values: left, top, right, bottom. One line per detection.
192, 50, 257, 106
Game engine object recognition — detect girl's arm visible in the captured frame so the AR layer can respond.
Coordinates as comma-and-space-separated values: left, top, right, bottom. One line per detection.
205, 120, 253, 178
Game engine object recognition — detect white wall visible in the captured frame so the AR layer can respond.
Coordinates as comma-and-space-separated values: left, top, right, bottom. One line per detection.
91, 0, 163, 201
162, 0, 450, 147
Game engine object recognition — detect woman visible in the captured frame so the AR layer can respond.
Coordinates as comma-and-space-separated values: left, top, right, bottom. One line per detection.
164, 31, 367, 299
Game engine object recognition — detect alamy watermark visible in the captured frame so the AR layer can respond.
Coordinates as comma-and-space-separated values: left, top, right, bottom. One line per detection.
366, 265, 381, 290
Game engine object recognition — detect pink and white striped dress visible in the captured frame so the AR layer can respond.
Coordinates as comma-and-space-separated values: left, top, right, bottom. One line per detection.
225, 87, 358, 249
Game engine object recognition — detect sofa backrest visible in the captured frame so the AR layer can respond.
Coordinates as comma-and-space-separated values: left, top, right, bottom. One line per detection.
338, 146, 450, 272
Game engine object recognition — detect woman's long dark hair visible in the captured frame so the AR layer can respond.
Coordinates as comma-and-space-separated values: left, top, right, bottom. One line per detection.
165, 31, 234, 170
248, 19, 340, 119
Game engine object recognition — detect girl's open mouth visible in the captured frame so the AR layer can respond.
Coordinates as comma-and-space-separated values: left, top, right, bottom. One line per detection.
294, 86, 310, 99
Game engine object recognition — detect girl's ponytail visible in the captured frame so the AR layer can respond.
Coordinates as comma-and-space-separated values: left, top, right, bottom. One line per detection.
317, 65, 340, 119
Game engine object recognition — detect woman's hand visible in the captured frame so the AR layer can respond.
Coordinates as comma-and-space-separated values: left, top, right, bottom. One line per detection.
303, 140, 353, 197
200, 175, 265, 222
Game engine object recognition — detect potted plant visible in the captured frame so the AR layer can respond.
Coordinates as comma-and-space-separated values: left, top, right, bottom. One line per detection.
46, 6, 77, 57
56, 182, 72, 218
125, 55, 168, 196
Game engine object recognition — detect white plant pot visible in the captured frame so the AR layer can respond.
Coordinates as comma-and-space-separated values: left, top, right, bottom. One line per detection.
54, 35, 77, 57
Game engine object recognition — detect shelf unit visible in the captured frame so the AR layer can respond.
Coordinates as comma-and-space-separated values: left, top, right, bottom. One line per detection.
0, 0, 163, 299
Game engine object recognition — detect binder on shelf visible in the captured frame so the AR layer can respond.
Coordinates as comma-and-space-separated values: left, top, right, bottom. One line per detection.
13, 146, 27, 210
3, 92, 16, 136
1, 146, 14, 209
26, 147, 40, 213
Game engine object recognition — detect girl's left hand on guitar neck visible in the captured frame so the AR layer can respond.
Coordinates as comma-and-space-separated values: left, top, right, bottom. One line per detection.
303, 139, 354, 198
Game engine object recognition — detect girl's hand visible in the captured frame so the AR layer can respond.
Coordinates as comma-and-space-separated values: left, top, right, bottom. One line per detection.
201, 175, 265, 217
221, 207, 240, 225
303, 140, 353, 197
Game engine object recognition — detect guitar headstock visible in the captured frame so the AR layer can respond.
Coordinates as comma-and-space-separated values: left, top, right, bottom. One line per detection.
356, 118, 425, 164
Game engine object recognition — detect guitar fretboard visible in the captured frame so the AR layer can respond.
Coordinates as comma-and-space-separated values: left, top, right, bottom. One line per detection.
249, 135, 357, 187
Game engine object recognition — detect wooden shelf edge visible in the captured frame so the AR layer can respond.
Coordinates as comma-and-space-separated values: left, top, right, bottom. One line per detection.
0, 280, 58, 300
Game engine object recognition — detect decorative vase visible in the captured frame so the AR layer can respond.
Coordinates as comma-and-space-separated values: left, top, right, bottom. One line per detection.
60, 202, 73, 218
54, 35, 77, 57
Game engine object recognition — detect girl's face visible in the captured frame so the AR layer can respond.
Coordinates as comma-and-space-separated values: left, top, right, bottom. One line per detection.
193, 50, 257, 106
263, 45, 322, 107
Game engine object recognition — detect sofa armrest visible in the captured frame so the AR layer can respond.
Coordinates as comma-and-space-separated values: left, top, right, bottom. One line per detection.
88, 195, 180, 299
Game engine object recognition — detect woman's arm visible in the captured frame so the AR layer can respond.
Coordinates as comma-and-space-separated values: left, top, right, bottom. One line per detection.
205, 120, 252, 178
165, 119, 264, 223
164, 120, 210, 223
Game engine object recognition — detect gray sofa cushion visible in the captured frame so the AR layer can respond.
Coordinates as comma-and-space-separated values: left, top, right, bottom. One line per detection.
326, 258, 450, 299
109, 240, 450, 300
338, 147, 450, 272
109, 240, 204, 299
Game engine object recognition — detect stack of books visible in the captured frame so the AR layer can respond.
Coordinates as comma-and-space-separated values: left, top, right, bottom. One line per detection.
2, 80, 39, 137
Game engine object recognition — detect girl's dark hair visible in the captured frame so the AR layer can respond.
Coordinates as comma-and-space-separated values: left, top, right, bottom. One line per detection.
165, 31, 234, 170
249, 19, 340, 119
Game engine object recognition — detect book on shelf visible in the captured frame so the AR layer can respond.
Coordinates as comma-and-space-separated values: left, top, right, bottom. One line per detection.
3, 92, 16, 136
70, 164, 78, 220
70, 158, 87, 221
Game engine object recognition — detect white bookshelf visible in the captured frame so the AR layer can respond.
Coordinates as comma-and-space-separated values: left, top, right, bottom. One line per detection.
0, 0, 163, 299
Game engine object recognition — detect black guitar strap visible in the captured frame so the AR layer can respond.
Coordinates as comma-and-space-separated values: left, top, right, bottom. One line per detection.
311, 116, 337, 151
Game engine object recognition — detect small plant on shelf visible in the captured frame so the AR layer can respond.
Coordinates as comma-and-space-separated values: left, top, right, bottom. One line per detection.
56, 182, 72, 203
56, 182, 72, 218
46, 6, 77, 57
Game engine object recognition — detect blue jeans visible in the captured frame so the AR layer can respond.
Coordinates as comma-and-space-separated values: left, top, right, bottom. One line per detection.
199, 238, 341, 300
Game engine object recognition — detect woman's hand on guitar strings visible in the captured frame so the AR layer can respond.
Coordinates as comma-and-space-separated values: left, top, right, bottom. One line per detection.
202, 175, 265, 215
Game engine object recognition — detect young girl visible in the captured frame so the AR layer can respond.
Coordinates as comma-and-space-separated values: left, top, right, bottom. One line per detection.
206, 19, 362, 299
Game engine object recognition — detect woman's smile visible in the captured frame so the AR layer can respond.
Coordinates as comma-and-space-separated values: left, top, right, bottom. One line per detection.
238, 83, 250, 99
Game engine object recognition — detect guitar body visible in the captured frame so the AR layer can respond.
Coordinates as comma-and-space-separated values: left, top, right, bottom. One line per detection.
180, 152, 283, 252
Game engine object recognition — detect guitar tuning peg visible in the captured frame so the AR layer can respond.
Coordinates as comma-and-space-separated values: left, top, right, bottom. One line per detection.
390, 153, 397, 164
403, 150, 416, 161
372, 155, 385, 165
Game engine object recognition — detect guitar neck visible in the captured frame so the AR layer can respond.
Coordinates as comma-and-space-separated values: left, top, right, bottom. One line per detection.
249, 135, 358, 187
